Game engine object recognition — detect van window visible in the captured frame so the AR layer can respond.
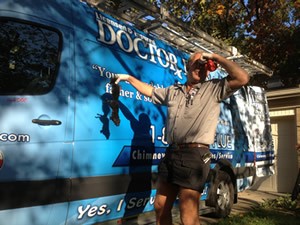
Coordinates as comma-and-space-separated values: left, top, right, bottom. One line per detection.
0, 18, 62, 95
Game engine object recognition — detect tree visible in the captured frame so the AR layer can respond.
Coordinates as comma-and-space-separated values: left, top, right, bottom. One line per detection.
148, 0, 300, 88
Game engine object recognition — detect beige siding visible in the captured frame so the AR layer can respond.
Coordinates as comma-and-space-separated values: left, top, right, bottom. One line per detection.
296, 108, 300, 168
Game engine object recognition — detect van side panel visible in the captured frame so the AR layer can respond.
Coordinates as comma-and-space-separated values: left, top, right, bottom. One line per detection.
0, 0, 75, 224
67, 2, 187, 223
211, 86, 274, 192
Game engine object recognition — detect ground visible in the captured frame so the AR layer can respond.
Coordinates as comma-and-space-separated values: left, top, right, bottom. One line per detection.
131, 189, 287, 225
195, 190, 286, 225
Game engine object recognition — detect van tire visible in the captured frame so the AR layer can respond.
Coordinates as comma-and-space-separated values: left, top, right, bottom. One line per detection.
211, 170, 234, 218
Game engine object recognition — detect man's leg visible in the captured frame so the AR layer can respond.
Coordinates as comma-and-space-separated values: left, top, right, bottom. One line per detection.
178, 187, 201, 225
154, 178, 179, 225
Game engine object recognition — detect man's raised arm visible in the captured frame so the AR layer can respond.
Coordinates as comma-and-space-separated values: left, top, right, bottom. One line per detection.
115, 74, 154, 97
203, 52, 250, 89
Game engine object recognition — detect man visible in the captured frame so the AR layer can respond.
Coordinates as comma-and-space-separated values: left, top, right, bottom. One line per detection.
115, 51, 249, 225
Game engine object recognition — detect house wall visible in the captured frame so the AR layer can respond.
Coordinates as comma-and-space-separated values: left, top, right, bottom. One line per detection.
297, 108, 300, 167
251, 88, 300, 193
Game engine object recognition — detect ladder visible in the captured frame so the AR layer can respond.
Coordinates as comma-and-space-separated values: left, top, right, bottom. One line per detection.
84, 0, 273, 77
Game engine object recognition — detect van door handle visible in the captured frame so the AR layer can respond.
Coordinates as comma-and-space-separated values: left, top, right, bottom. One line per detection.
32, 119, 62, 126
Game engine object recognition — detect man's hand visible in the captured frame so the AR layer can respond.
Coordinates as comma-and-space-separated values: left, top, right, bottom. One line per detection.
114, 73, 154, 97
115, 74, 130, 84
201, 52, 214, 61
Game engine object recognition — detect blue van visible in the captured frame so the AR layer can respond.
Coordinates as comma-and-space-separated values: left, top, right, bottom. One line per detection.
0, 0, 274, 224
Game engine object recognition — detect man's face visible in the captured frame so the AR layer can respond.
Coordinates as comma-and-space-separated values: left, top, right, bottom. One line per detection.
187, 53, 209, 84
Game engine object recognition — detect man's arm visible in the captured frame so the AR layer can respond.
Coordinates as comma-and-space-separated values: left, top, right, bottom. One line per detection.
203, 53, 250, 89
115, 74, 154, 97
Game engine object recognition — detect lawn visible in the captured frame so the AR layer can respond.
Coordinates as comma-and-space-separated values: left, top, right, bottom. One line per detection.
214, 195, 300, 225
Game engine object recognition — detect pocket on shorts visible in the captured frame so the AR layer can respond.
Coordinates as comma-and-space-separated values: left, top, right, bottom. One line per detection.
181, 155, 210, 178
173, 160, 191, 179
182, 159, 201, 169
181, 151, 208, 170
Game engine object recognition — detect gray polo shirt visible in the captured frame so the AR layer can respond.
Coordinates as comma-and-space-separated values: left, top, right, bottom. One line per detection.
151, 78, 235, 145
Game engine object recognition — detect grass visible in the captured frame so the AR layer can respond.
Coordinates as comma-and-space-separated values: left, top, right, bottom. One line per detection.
213, 195, 300, 225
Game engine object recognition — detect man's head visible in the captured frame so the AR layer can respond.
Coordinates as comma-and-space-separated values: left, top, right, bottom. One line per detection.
186, 51, 215, 85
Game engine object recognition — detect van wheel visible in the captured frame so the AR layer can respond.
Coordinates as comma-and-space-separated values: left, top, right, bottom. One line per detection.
211, 171, 234, 218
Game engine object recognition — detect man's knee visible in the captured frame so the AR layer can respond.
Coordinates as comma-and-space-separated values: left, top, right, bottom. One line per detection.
154, 197, 164, 213
179, 188, 201, 225
181, 216, 200, 225
180, 207, 200, 225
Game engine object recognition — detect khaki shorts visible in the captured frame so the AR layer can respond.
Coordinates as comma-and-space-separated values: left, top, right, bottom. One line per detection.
158, 146, 211, 192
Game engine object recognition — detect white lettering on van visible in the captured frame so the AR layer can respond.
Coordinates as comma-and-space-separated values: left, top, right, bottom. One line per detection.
127, 196, 155, 209
211, 133, 233, 149
132, 149, 165, 160
92, 65, 106, 77
96, 13, 129, 33
93, 65, 166, 102
105, 83, 134, 99
134, 38, 148, 59
77, 204, 109, 219
211, 152, 233, 160
117, 30, 133, 53
95, 12, 185, 79
0, 133, 30, 142
92, 65, 118, 79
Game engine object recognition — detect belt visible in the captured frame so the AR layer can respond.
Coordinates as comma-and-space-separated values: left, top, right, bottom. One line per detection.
170, 143, 209, 149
